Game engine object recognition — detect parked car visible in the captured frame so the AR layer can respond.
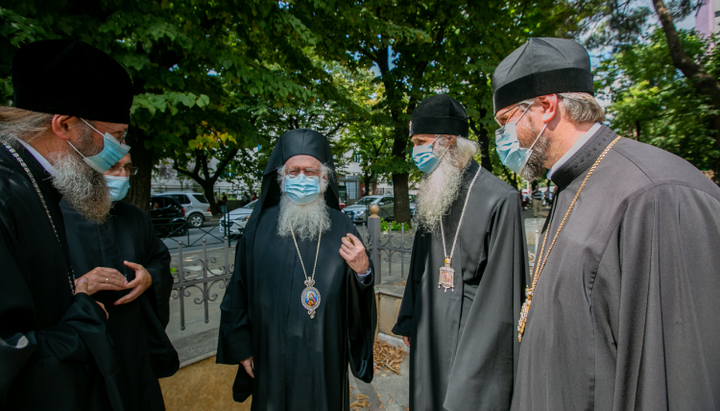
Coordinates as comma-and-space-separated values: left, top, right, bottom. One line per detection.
150, 195, 188, 236
154, 191, 212, 228
343, 195, 394, 223
408, 194, 417, 217
218, 199, 258, 236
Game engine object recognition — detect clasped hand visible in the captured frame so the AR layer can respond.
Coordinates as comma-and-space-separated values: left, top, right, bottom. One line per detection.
73, 261, 154, 318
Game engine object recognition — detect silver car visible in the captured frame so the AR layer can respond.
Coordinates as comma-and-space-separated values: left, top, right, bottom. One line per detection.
343, 195, 394, 223
218, 200, 257, 236
155, 192, 212, 228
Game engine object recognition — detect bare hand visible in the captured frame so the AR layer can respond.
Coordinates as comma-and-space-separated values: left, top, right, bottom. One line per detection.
403, 336, 411, 348
75, 278, 109, 319
339, 233, 370, 274
74, 267, 128, 295
241, 356, 254, 378
115, 261, 153, 305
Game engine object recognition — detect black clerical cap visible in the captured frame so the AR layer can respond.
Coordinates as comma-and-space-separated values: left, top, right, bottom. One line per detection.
12, 39, 133, 124
492, 37, 594, 114
409, 94, 468, 138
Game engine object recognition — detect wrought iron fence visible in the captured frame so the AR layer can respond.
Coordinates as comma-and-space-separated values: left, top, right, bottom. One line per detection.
171, 237, 234, 330
365, 209, 417, 284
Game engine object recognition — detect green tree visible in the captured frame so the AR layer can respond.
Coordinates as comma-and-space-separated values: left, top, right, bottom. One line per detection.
597, 28, 719, 170
288, 0, 594, 223
1, 0, 338, 211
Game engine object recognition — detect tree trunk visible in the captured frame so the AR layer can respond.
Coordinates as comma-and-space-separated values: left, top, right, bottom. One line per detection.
469, 118, 492, 172
124, 126, 153, 214
392, 172, 410, 224
652, 0, 720, 183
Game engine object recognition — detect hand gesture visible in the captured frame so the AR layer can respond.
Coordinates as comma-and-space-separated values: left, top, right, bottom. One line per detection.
242, 356, 255, 378
339, 233, 369, 274
74, 267, 128, 295
115, 261, 153, 305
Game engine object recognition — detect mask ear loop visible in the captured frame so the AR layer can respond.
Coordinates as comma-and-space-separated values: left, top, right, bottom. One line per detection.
433, 136, 453, 162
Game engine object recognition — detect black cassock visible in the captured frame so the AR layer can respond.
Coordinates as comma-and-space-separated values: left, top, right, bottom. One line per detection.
61, 199, 179, 411
512, 126, 720, 410
0, 144, 122, 410
393, 159, 529, 411
217, 206, 375, 410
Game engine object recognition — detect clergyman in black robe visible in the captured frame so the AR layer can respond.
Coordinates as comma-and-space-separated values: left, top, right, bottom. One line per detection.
492, 37, 720, 410
60, 153, 178, 411
217, 129, 375, 411
0, 39, 135, 410
393, 94, 529, 411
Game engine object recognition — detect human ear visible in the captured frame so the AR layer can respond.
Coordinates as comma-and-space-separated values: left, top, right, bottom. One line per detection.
50, 115, 79, 142
537, 94, 559, 124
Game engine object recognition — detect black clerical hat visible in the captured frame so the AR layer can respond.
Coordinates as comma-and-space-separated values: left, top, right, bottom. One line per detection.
244, 129, 341, 236
492, 37, 594, 114
12, 39, 133, 124
409, 94, 468, 138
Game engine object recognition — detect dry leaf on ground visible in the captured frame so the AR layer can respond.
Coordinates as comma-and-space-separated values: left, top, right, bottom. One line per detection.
373, 339, 407, 375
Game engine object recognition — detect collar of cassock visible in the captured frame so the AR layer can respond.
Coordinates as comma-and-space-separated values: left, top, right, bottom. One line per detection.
550, 124, 618, 191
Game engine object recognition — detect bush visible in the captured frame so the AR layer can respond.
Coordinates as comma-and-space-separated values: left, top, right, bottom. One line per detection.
380, 219, 411, 231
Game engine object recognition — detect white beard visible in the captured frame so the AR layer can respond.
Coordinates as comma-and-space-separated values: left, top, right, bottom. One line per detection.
276, 173, 332, 242
415, 137, 478, 232
49, 150, 111, 224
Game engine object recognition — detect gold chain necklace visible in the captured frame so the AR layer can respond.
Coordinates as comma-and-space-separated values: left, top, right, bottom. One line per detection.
518, 136, 621, 342
290, 228, 322, 319
4, 143, 76, 296
438, 166, 481, 292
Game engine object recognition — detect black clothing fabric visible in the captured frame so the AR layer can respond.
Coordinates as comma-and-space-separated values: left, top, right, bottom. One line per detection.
217, 207, 375, 410
61, 200, 179, 411
13, 39, 133, 124
393, 160, 529, 411
217, 128, 375, 410
0, 143, 122, 410
492, 37, 593, 113
512, 125, 720, 410
409, 94, 469, 138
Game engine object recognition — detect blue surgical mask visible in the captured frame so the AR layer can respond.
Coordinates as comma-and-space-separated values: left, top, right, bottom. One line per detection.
412, 138, 451, 174
68, 119, 131, 174
104, 175, 130, 202
284, 173, 321, 205
495, 106, 546, 176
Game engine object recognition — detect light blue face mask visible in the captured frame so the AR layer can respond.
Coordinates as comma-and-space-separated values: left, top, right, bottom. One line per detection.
68, 119, 131, 174
412, 138, 451, 174
284, 173, 321, 205
494, 105, 546, 176
104, 175, 130, 202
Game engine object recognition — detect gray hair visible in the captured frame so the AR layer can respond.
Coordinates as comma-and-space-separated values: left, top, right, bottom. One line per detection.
518, 92, 605, 124
0, 107, 53, 144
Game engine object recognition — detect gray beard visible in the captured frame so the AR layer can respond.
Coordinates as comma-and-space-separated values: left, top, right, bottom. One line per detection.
416, 138, 477, 232
519, 122, 550, 181
49, 150, 111, 224
277, 194, 331, 242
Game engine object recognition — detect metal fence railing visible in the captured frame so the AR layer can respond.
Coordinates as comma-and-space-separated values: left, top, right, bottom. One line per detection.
171, 238, 234, 330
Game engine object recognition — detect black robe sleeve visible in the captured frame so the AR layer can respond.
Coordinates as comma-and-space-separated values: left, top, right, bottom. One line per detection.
346, 224, 376, 383
391, 227, 428, 337
217, 233, 254, 402
608, 185, 720, 409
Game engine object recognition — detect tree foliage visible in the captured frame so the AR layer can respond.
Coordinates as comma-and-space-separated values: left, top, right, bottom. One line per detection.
597, 28, 720, 170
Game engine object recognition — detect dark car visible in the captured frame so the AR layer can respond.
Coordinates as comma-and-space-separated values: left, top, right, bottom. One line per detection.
150, 195, 188, 236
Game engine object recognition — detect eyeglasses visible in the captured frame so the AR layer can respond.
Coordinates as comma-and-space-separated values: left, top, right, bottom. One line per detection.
494, 104, 522, 127
285, 167, 320, 178
107, 164, 139, 176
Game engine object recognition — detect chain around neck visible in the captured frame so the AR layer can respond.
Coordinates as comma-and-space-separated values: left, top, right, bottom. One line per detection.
290, 227, 322, 284
440, 166, 482, 263
3, 143, 75, 295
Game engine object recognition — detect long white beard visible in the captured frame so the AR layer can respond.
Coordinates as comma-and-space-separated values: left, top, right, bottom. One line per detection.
49, 150, 111, 224
277, 193, 331, 242
416, 137, 478, 232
